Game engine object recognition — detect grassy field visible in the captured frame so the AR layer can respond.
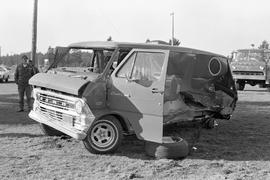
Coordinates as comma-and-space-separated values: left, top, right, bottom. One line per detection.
1, 83, 270, 180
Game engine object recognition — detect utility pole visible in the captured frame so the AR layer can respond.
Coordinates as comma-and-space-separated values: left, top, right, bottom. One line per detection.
31, 0, 38, 67
170, 12, 174, 46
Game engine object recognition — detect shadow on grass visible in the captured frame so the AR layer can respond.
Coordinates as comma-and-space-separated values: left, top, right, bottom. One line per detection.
0, 133, 44, 138
188, 117, 270, 161
0, 80, 15, 84
0, 94, 36, 125
113, 111, 270, 162
113, 135, 152, 160
0, 94, 18, 104
112, 126, 201, 160
82, 113, 270, 161
151, 119, 270, 161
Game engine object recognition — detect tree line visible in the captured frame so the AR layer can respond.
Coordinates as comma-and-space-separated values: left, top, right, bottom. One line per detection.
0, 52, 50, 67
0, 39, 268, 67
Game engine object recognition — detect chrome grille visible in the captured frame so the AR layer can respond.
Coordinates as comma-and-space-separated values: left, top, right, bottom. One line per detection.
233, 71, 264, 76
39, 106, 75, 125
38, 93, 74, 111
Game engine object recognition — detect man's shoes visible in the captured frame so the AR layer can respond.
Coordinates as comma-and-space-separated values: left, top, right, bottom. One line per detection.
17, 109, 24, 112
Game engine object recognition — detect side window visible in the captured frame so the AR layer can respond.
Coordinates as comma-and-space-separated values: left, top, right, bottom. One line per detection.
116, 52, 136, 78
130, 52, 165, 87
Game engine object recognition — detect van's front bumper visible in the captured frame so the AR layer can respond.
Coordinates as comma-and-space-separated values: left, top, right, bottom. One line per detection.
29, 110, 87, 140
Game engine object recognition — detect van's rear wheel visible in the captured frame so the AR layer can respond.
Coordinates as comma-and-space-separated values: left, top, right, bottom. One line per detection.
39, 123, 66, 136
83, 117, 123, 154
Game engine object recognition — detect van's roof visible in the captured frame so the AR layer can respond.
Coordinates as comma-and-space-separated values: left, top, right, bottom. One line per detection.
68, 41, 225, 57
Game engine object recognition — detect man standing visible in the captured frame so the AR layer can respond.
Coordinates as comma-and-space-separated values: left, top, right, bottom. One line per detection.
14, 55, 35, 112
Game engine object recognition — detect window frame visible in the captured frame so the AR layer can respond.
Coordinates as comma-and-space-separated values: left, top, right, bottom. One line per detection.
112, 48, 170, 84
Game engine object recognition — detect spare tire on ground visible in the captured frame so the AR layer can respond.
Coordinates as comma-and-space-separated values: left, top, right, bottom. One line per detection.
145, 136, 189, 159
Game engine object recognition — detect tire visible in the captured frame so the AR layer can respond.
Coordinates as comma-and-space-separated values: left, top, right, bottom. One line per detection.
40, 123, 66, 136
5, 77, 8, 83
145, 136, 189, 159
83, 117, 123, 154
236, 82, 245, 91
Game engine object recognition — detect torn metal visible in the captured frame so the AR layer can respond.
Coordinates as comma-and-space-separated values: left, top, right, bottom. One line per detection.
164, 52, 237, 124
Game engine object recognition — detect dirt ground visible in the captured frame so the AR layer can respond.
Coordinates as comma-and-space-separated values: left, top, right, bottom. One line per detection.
1, 82, 270, 180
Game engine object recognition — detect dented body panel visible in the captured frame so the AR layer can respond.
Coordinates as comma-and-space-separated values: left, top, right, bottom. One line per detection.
29, 73, 90, 96
29, 41, 237, 143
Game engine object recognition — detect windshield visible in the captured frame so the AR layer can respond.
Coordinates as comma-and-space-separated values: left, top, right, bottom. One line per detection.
49, 48, 115, 74
234, 50, 264, 62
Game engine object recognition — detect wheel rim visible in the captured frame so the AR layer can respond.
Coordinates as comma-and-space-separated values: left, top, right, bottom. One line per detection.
90, 122, 117, 149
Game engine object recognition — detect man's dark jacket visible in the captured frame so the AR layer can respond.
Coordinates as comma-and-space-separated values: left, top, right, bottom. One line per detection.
14, 64, 35, 86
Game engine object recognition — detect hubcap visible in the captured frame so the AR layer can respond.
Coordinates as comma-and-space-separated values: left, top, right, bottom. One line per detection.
90, 122, 116, 148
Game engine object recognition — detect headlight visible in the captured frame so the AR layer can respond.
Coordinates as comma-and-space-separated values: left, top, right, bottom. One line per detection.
74, 99, 93, 128
75, 100, 84, 114
259, 66, 264, 70
231, 65, 236, 70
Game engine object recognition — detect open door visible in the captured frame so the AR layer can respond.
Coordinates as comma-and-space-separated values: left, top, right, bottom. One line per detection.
109, 49, 169, 143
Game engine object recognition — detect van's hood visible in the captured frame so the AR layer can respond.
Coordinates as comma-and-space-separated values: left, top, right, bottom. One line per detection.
47, 67, 99, 81
29, 73, 90, 95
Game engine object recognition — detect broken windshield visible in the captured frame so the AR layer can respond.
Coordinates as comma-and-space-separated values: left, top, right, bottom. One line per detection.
49, 48, 115, 74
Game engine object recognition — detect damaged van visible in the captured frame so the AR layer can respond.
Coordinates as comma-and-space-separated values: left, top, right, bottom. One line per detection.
29, 41, 237, 154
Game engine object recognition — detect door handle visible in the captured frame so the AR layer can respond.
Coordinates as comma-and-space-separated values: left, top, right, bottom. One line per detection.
152, 88, 164, 94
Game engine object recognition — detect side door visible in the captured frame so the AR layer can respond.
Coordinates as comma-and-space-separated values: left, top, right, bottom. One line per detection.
109, 49, 169, 143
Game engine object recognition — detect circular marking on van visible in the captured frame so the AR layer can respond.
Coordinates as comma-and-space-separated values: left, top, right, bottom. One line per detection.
208, 57, 221, 76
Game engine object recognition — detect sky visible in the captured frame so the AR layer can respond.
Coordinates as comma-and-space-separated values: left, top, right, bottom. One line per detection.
1, 0, 270, 56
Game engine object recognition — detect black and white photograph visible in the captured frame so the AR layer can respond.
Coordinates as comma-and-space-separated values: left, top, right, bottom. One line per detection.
0, 0, 270, 179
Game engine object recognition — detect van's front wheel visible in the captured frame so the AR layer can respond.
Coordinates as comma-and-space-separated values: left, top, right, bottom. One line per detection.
83, 117, 123, 154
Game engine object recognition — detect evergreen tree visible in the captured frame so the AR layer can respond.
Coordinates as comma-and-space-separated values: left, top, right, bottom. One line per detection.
169, 38, 181, 46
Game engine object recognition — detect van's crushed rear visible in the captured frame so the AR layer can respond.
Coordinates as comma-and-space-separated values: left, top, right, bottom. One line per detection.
163, 52, 238, 124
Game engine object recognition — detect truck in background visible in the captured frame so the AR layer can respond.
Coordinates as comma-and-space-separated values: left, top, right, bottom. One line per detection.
231, 49, 270, 90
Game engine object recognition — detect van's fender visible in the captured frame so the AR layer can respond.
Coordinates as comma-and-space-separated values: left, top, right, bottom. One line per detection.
88, 109, 134, 134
